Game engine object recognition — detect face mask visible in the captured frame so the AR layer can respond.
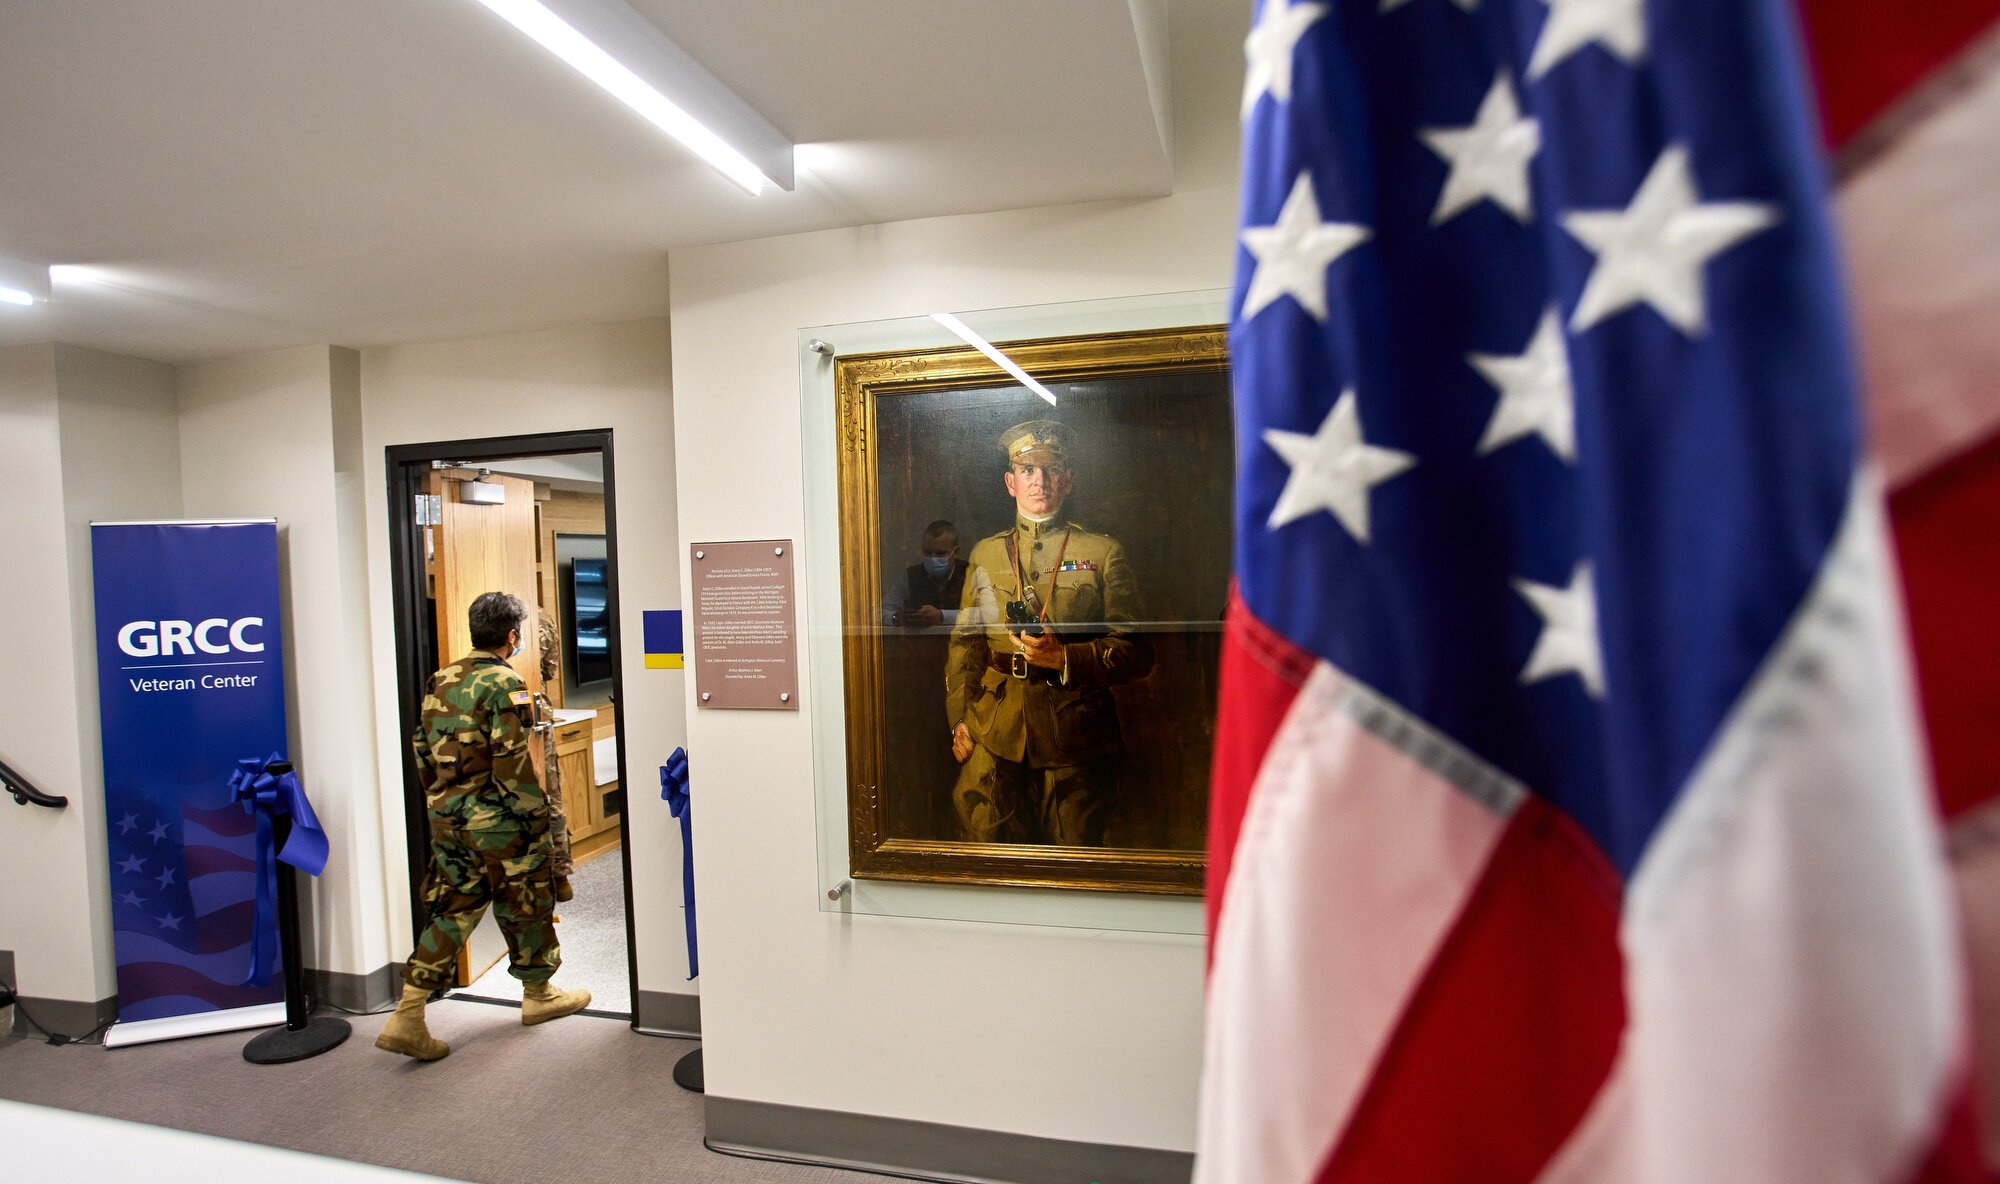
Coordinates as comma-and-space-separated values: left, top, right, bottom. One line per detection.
509, 635, 525, 659
923, 556, 953, 578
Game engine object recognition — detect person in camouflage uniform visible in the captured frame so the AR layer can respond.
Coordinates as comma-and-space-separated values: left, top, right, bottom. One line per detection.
536, 610, 574, 898
376, 591, 591, 1062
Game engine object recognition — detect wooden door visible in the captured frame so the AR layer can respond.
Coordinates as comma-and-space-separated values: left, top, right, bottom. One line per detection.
428, 469, 543, 986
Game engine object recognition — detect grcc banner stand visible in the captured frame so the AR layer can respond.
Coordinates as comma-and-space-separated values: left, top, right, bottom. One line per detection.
91, 519, 294, 1049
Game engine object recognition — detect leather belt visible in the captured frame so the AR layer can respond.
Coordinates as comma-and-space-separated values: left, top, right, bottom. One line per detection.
987, 651, 1061, 683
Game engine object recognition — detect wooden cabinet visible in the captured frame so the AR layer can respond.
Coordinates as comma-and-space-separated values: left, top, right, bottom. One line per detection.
552, 718, 621, 862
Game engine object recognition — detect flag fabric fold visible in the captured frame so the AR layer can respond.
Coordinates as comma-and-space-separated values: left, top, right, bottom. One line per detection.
1199, 0, 1982, 1179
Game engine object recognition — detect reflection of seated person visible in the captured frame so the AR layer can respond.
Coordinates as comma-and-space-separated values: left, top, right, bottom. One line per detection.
881, 519, 966, 629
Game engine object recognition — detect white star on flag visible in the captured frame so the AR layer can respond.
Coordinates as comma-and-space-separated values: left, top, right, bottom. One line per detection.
1241, 173, 1371, 324
1514, 562, 1605, 697
1263, 389, 1416, 542
118, 854, 145, 875
1563, 146, 1779, 335
1469, 309, 1576, 460
147, 820, 170, 842
1420, 72, 1541, 224
1527, 0, 1647, 80
118, 891, 145, 908
116, 812, 139, 835
155, 867, 176, 888
1242, 0, 1329, 118
156, 912, 183, 931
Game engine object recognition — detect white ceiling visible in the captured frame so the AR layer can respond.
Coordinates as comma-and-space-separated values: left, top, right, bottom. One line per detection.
0, 0, 1212, 364
483, 453, 604, 491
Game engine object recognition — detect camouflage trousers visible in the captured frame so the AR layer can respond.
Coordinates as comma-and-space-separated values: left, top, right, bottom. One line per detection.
403, 821, 561, 991
951, 744, 1118, 846
542, 728, 573, 878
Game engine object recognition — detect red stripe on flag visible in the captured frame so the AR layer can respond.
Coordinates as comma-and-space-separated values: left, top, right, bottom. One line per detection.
1890, 431, 2000, 820
1316, 798, 1626, 1184
1901, 1073, 1988, 1184
1208, 591, 1314, 949
1797, 0, 2000, 147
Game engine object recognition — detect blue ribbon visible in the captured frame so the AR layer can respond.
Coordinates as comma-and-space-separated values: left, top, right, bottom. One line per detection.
660, 748, 697, 980
228, 753, 329, 987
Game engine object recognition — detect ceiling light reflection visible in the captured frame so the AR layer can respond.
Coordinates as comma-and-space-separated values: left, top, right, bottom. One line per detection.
931, 313, 1059, 407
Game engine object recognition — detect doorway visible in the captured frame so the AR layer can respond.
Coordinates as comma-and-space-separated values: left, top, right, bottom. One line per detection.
386, 430, 638, 1020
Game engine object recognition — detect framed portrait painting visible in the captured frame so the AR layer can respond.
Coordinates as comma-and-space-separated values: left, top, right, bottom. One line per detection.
834, 325, 1232, 894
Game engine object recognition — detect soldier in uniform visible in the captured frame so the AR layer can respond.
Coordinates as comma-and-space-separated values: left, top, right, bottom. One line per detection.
945, 420, 1154, 846
535, 611, 574, 902
376, 591, 591, 1062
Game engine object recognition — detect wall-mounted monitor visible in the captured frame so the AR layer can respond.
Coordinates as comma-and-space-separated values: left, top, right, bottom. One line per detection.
555, 532, 611, 700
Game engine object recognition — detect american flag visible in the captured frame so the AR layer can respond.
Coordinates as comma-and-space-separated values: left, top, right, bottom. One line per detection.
1200, 0, 1987, 1181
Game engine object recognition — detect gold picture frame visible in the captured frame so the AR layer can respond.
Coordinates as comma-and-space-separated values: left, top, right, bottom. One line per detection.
835, 325, 1231, 894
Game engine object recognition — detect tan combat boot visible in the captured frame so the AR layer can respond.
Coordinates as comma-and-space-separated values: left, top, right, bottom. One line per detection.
374, 982, 450, 1060
521, 979, 591, 1025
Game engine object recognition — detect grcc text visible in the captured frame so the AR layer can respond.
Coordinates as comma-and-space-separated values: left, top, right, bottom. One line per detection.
117, 618, 266, 658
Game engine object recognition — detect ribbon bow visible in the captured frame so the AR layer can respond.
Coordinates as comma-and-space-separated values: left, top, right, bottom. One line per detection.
228, 753, 329, 987
660, 748, 697, 980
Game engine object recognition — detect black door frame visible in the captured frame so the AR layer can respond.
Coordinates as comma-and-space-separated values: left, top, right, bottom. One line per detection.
385, 428, 639, 1025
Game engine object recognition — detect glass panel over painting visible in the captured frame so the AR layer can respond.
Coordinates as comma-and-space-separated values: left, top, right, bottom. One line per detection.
802, 290, 1232, 927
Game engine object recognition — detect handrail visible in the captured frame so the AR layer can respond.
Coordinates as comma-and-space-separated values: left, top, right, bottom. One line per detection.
0, 757, 66, 809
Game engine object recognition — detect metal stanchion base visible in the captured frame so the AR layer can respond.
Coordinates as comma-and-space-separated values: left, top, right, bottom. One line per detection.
243, 1016, 351, 1064
672, 1046, 705, 1093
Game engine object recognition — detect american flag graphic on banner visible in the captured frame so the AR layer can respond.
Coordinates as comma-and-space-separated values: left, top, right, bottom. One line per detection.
106, 792, 278, 1019
1199, 0, 1987, 1180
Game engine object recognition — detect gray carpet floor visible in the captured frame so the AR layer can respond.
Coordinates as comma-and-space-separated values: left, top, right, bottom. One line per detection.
462, 843, 632, 1014
0, 1003, 898, 1184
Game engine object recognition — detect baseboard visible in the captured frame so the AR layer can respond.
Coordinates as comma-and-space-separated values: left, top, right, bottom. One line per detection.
0, 949, 119, 1042
703, 1096, 1194, 1184
633, 989, 699, 1037
308, 963, 399, 1013
10, 994, 119, 1042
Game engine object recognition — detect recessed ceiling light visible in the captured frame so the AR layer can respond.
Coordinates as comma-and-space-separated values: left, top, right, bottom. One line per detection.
469, 0, 789, 195
0, 256, 50, 306
931, 313, 1060, 407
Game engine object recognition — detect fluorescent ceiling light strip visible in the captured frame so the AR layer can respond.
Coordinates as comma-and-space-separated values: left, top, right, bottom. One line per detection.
930, 313, 1059, 407
472, 0, 768, 194
0, 287, 35, 307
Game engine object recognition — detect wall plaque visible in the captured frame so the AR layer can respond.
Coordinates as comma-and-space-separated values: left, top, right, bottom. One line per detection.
690, 540, 799, 710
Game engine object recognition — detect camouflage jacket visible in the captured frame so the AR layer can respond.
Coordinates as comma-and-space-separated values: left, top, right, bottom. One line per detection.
411, 649, 548, 832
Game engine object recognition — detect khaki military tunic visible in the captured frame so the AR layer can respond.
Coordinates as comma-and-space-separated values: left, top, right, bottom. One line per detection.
945, 517, 1153, 844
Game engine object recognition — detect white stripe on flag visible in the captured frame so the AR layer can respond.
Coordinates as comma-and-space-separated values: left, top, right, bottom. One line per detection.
1844, 27, 2000, 487
1196, 664, 1513, 1184
1537, 477, 1963, 1184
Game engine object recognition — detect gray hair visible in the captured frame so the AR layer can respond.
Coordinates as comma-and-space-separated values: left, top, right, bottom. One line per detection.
467, 591, 527, 650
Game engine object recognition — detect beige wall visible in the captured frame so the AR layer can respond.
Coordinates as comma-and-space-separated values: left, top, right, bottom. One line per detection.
178, 346, 390, 980
359, 317, 692, 991
0, 344, 180, 1005
661, 0, 1241, 1150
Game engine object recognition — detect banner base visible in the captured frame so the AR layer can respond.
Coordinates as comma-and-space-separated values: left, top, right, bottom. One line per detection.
103, 1002, 286, 1049
243, 1015, 350, 1064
